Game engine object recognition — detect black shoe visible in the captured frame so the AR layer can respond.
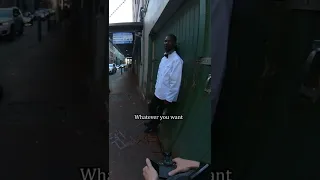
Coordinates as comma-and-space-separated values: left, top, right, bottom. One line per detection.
144, 127, 157, 134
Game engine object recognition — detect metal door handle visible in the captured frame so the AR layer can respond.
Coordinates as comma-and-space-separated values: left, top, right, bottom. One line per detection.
204, 74, 211, 93
299, 42, 320, 103
304, 48, 320, 74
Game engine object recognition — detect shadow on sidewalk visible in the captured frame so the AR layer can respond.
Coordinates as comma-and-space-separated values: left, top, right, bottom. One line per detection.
109, 71, 162, 179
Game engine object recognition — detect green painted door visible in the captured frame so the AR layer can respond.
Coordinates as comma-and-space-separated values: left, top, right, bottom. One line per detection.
150, 0, 211, 163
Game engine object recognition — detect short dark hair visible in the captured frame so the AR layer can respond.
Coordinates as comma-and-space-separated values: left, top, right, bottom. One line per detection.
167, 34, 177, 43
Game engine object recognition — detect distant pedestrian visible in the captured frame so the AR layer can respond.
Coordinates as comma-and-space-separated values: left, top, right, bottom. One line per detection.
129, 64, 132, 73
144, 34, 183, 133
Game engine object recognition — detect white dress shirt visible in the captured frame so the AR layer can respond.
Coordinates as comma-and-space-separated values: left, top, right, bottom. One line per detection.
155, 51, 183, 103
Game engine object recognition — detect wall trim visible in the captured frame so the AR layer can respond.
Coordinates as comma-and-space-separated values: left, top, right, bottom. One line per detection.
151, 0, 186, 34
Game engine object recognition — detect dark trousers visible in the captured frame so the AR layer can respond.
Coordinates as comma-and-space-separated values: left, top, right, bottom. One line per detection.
147, 95, 171, 128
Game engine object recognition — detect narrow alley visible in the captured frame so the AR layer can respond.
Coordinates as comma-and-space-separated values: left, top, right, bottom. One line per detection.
109, 70, 162, 179
108, 0, 213, 179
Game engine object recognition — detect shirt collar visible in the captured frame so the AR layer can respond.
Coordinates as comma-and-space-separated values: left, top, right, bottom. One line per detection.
164, 50, 175, 58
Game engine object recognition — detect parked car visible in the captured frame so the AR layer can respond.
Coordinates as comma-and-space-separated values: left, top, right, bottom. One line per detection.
109, 64, 117, 74
39, 8, 50, 17
34, 10, 44, 20
0, 7, 24, 40
34, 9, 49, 21
23, 12, 34, 19
22, 15, 33, 25
23, 11, 34, 25
48, 9, 56, 22
48, 9, 56, 15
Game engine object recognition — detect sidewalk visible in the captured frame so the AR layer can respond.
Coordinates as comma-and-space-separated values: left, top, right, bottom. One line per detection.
109, 71, 162, 179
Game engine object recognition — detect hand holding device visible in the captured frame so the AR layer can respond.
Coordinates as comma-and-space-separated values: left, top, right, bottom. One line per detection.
168, 158, 200, 176
150, 159, 176, 179
143, 158, 159, 180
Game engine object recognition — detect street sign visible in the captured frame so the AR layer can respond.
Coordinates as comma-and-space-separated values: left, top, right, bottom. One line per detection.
112, 32, 133, 44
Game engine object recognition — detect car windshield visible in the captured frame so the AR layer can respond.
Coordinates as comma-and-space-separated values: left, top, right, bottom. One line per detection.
0, 10, 12, 18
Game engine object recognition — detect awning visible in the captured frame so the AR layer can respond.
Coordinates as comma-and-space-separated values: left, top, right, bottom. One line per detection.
109, 22, 143, 33
109, 22, 143, 57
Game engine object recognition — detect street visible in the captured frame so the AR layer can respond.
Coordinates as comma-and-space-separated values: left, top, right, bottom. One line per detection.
0, 21, 108, 180
109, 70, 162, 179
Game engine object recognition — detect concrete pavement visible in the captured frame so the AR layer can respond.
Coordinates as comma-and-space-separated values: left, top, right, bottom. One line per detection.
109, 71, 162, 179
0, 20, 108, 179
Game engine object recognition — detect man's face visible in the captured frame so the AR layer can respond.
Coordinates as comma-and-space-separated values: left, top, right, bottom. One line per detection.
164, 36, 175, 52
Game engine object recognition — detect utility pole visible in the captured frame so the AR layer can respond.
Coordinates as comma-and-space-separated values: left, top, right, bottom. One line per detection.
36, 0, 42, 42
47, 13, 51, 32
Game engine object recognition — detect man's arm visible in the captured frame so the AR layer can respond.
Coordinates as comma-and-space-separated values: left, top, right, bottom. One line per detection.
166, 60, 183, 102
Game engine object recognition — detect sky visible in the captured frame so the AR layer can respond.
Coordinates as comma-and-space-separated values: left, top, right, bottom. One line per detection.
109, 0, 133, 23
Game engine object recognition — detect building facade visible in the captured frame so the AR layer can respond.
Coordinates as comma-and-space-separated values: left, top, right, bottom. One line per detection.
132, 0, 149, 22
109, 40, 125, 64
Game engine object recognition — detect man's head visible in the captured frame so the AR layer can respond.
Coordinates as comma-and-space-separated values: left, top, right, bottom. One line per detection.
164, 34, 177, 52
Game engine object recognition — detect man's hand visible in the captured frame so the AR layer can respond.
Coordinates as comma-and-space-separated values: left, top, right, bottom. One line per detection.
163, 100, 170, 104
168, 157, 200, 176
143, 158, 158, 180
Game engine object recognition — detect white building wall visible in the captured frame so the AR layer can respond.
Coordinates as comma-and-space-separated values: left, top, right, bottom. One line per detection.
132, 0, 169, 95
132, 0, 147, 22
132, 0, 170, 97
141, 0, 169, 96
132, 0, 138, 22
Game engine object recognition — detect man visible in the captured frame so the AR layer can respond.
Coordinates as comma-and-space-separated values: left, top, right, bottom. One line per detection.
144, 34, 183, 133
120, 64, 124, 75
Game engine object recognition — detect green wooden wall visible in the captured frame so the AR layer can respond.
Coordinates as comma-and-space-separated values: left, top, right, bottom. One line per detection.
148, 0, 211, 163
